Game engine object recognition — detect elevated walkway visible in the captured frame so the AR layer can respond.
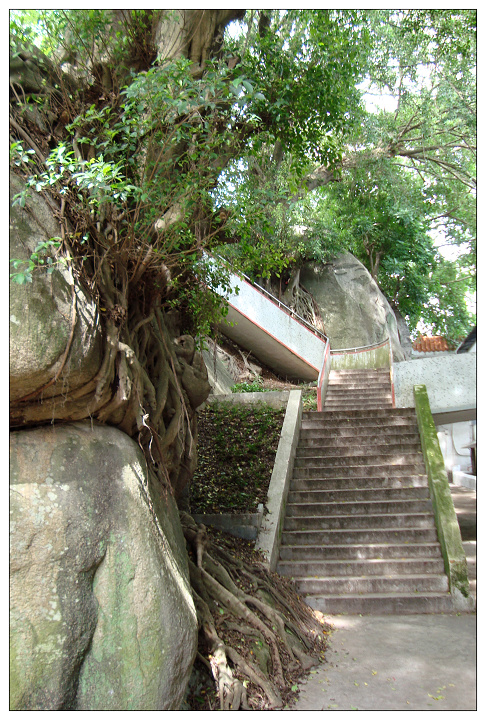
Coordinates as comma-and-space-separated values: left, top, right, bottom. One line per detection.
394, 353, 476, 423
211, 256, 328, 382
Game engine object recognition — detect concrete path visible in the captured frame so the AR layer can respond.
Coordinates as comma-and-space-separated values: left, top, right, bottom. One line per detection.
292, 613, 477, 711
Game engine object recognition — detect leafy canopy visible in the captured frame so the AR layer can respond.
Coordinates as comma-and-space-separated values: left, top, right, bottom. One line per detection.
9, 9, 476, 342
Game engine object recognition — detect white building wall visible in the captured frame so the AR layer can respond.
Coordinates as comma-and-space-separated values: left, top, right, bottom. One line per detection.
436, 421, 475, 473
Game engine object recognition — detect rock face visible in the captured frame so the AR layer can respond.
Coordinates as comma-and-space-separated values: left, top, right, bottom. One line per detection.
9, 422, 198, 710
9, 172, 103, 417
300, 253, 406, 361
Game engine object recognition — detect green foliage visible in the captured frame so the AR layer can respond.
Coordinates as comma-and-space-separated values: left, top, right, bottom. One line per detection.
9, 9, 476, 344
11, 141, 139, 210
10, 142, 36, 169
231, 377, 264, 394
235, 10, 369, 166
318, 157, 476, 341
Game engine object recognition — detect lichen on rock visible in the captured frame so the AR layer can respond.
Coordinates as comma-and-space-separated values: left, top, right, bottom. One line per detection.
10, 422, 198, 710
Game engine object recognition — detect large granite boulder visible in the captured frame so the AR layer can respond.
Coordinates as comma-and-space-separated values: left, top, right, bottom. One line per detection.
9, 422, 197, 710
300, 253, 406, 361
9, 172, 103, 417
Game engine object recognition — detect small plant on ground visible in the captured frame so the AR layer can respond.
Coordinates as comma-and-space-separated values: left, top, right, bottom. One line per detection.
231, 376, 265, 393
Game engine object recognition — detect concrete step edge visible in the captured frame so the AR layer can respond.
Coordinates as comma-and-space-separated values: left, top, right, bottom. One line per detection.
279, 542, 442, 554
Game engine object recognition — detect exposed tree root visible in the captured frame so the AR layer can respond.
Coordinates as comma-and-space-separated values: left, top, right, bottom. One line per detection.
181, 513, 330, 711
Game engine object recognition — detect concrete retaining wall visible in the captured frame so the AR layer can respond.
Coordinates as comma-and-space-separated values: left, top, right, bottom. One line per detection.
395, 354, 476, 414
255, 389, 303, 570
205, 390, 290, 409
330, 341, 391, 370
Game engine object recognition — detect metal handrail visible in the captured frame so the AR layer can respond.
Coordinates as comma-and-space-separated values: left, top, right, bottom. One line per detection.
330, 337, 390, 354
211, 253, 329, 343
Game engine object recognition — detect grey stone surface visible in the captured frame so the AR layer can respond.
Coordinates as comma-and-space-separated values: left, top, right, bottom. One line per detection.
202, 339, 240, 395
300, 253, 406, 361
9, 172, 102, 404
9, 422, 197, 710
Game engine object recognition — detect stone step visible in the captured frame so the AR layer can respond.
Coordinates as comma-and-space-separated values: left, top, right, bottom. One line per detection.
329, 369, 391, 377
277, 557, 445, 578
279, 542, 443, 561
291, 474, 429, 491
300, 430, 420, 446
287, 486, 431, 504
293, 463, 426, 479
326, 386, 391, 394
323, 401, 394, 411
328, 372, 391, 381
296, 443, 423, 458
292, 573, 449, 596
305, 592, 454, 615
324, 390, 391, 398
284, 512, 436, 531
301, 418, 417, 431
325, 390, 392, 399
286, 498, 433, 517
299, 432, 421, 448
463, 541, 476, 576
303, 408, 416, 421
280, 526, 439, 546
294, 450, 424, 465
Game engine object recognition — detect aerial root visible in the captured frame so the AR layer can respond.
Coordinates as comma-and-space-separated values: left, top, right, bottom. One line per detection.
181, 513, 326, 710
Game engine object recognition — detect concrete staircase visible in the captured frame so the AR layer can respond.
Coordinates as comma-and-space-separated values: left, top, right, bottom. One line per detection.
278, 368, 454, 614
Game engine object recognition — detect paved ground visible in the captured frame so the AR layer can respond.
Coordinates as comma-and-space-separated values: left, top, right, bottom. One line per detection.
292, 614, 476, 711
291, 483, 477, 712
